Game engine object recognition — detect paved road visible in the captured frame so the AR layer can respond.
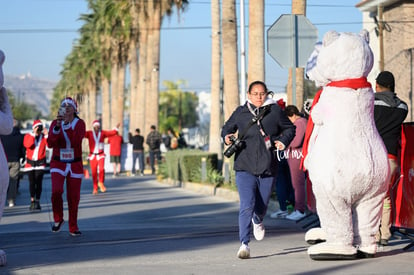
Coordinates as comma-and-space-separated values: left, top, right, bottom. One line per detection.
0, 174, 413, 274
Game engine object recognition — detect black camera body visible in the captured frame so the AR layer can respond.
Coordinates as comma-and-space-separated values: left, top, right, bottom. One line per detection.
224, 135, 243, 158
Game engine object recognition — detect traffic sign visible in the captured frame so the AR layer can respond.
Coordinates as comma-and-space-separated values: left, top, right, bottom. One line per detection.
267, 14, 318, 69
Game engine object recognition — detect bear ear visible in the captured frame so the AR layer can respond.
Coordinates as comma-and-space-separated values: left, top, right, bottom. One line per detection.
322, 30, 340, 47
359, 29, 370, 44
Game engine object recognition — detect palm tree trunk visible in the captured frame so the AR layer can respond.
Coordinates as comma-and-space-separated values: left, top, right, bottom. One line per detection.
149, 5, 161, 131
144, 0, 156, 138
89, 82, 97, 124
221, 0, 240, 121
101, 76, 111, 130
137, 4, 148, 137
110, 54, 119, 129
128, 0, 140, 134
209, 0, 223, 159
81, 93, 90, 129
117, 61, 126, 135
247, 0, 265, 84
129, 39, 139, 133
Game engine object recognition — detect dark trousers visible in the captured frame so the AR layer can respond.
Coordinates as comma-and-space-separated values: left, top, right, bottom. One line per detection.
275, 158, 295, 211
28, 169, 45, 200
236, 171, 275, 244
132, 151, 145, 174
7, 162, 20, 202
149, 149, 161, 174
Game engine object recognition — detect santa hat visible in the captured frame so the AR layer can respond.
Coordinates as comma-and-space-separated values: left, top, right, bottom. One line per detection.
276, 98, 286, 110
32, 119, 43, 129
60, 97, 78, 113
92, 120, 100, 127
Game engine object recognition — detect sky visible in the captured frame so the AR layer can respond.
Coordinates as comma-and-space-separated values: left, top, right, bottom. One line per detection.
0, 0, 364, 95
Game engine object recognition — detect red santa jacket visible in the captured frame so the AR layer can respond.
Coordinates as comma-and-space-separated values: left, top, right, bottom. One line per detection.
47, 117, 86, 178
85, 128, 118, 160
24, 132, 48, 170
108, 134, 123, 156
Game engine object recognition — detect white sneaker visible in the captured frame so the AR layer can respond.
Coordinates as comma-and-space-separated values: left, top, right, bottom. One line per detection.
286, 210, 306, 221
237, 243, 250, 259
252, 218, 265, 241
270, 209, 288, 219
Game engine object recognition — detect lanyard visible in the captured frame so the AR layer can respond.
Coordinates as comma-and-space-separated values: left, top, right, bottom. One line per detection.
247, 102, 267, 137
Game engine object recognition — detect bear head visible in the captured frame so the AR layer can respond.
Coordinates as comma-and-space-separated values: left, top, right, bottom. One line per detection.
306, 30, 373, 87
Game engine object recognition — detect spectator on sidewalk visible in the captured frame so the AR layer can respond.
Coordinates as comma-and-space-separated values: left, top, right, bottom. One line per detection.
24, 119, 48, 211
0, 118, 24, 208
374, 71, 408, 246
146, 125, 162, 175
284, 105, 308, 221
129, 128, 145, 176
108, 130, 123, 177
270, 99, 295, 219
163, 127, 178, 151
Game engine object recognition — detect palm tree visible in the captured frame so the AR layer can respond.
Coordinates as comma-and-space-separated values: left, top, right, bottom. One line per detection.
209, 0, 223, 159
247, 0, 265, 84
128, 0, 141, 134
221, 0, 240, 121
138, 0, 188, 138
108, 0, 131, 135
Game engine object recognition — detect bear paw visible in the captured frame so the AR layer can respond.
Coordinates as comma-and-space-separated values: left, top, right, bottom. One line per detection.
308, 242, 357, 260
305, 227, 327, 245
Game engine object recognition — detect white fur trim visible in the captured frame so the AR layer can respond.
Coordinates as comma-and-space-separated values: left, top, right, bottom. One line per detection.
305, 227, 327, 243
308, 242, 357, 256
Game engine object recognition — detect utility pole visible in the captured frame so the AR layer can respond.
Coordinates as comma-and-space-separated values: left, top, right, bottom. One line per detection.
240, 0, 246, 103
378, 4, 385, 71
287, 0, 306, 108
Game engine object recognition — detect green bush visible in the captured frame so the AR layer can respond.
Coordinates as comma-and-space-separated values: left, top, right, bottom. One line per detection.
163, 149, 219, 184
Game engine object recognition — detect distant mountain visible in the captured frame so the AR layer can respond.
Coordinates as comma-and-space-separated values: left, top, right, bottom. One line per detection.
4, 73, 56, 116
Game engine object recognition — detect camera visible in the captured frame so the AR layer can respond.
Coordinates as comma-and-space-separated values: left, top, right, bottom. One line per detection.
224, 135, 243, 158
36, 125, 43, 133
58, 106, 66, 117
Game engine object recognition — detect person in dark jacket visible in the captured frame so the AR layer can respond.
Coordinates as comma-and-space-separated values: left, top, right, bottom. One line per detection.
221, 80, 296, 259
129, 128, 145, 176
374, 71, 408, 246
0, 119, 25, 207
146, 125, 162, 175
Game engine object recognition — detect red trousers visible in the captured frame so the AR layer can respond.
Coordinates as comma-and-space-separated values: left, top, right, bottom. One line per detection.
89, 155, 105, 191
51, 173, 81, 233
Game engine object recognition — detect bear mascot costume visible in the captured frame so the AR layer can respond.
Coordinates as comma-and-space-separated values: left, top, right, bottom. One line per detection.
0, 49, 14, 265
302, 30, 390, 260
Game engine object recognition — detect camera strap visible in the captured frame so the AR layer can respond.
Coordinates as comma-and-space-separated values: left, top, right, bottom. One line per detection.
238, 104, 270, 140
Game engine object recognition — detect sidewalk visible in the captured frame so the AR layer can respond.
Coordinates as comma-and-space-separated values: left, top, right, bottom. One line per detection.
0, 174, 413, 274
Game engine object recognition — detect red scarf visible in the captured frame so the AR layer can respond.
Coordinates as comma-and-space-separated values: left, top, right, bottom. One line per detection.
300, 77, 372, 170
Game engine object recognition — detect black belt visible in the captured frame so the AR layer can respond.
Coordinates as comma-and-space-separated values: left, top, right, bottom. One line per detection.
53, 156, 82, 163
27, 158, 46, 167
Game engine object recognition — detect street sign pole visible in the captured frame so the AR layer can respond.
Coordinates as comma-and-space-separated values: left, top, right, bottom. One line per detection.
267, 14, 318, 107
292, 15, 297, 106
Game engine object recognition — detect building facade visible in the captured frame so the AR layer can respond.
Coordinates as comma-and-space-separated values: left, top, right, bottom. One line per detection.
357, 0, 414, 121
